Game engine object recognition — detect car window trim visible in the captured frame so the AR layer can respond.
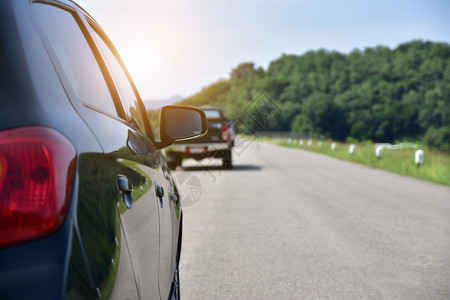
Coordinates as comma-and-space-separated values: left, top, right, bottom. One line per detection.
86, 18, 157, 141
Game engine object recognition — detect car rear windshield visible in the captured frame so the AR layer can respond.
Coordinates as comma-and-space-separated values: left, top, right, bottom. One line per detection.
203, 110, 222, 120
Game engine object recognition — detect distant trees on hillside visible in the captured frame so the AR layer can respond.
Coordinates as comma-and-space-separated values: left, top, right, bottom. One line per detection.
176, 40, 450, 150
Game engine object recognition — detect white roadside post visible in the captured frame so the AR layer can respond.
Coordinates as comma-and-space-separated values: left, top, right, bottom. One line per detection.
288, 138, 292, 144
415, 150, 424, 169
349, 144, 356, 155
375, 145, 383, 159
299, 139, 304, 146
331, 142, 336, 151
307, 139, 313, 147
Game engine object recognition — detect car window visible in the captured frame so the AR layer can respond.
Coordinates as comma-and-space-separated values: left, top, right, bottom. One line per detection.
203, 110, 222, 120
89, 23, 153, 138
31, 4, 119, 118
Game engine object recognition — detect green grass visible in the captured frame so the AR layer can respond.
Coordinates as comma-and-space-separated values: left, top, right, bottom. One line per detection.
259, 137, 450, 186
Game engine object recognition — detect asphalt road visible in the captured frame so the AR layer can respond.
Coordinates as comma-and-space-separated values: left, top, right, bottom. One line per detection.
175, 138, 450, 299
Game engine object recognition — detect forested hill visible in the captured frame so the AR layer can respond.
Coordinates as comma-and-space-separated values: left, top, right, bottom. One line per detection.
176, 40, 450, 150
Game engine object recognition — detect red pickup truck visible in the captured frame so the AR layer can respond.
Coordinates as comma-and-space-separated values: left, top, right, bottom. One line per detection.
165, 106, 235, 170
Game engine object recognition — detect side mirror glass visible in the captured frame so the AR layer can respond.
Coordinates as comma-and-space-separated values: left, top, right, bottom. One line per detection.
160, 105, 207, 144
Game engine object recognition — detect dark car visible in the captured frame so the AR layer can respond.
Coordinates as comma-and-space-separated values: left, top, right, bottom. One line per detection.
165, 106, 234, 170
0, 1, 206, 299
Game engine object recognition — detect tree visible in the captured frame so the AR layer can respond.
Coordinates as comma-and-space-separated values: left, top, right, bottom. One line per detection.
175, 40, 450, 149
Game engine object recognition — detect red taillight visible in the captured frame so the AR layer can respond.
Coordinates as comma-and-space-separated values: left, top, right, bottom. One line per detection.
221, 125, 229, 142
0, 127, 76, 248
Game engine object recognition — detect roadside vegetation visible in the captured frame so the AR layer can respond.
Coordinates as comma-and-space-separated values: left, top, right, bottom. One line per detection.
175, 40, 450, 151
262, 136, 449, 186
162, 40, 450, 185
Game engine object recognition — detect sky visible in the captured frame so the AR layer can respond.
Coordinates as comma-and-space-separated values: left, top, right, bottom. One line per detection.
76, 0, 450, 100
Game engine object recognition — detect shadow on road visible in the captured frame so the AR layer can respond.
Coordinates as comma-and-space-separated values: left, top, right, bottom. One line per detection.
231, 165, 262, 171
181, 164, 262, 172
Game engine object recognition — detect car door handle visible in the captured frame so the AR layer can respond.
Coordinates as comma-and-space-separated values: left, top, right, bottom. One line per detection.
156, 185, 164, 197
155, 183, 164, 208
117, 175, 133, 209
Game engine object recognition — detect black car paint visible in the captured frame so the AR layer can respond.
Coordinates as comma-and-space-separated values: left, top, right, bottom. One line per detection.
0, 0, 189, 299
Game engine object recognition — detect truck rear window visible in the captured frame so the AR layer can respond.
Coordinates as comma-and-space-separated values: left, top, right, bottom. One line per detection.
203, 110, 222, 120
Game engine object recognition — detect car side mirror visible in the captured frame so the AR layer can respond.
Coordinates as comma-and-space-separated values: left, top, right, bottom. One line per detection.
157, 105, 207, 149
